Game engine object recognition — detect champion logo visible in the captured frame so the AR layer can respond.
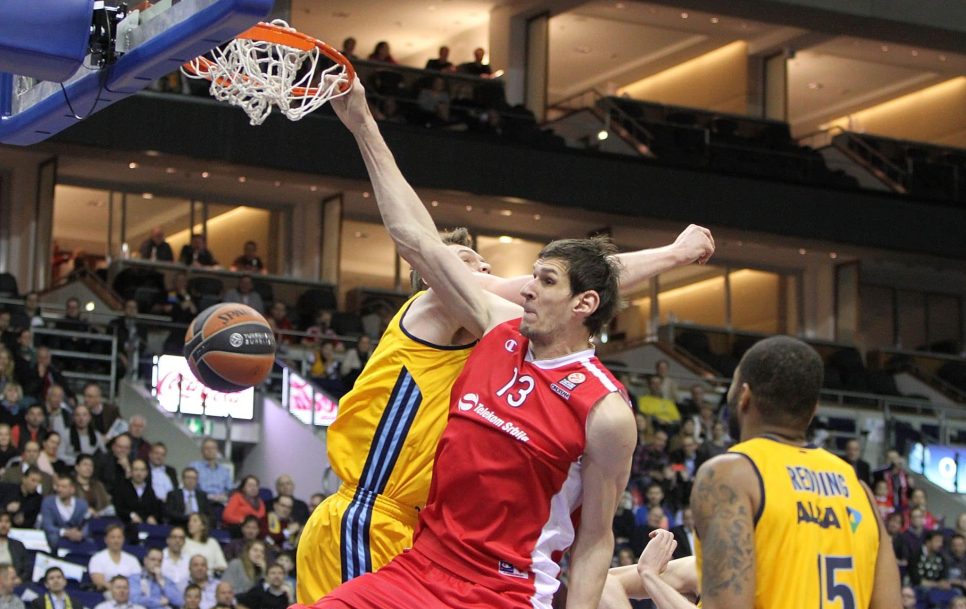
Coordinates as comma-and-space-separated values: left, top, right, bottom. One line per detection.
229, 333, 244, 348
458, 393, 479, 411
504, 339, 519, 353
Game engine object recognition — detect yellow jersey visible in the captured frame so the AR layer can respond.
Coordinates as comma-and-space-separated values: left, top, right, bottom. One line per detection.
696, 436, 879, 609
325, 292, 475, 509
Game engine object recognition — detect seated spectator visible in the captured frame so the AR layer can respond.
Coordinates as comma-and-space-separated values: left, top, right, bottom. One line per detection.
43, 384, 72, 440
0, 513, 29, 582
633, 483, 675, 529
629, 506, 668, 557
0, 424, 18, 473
458, 47, 492, 77
111, 300, 149, 381
653, 359, 678, 400
417, 77, 452, 125
40, 475, 88, 548
161, 526, 190, 592
81, 382, 121, 437
841, 438, 872, 486
60, 404, 106, 466
948, 534, 966, 594
223, 476, 266, 535
912, 531, 950, 590
0, 319, 14, 355
139, 227, 174, 262
11, 330, 35, 378
223, 275, 264, 314
872, 479, 894, 518
0, 385, 25, 425
129, 547, 184, 609
265, 494, 299, 551
127, 416, 151, 462
97, 433, 134, 495
274, 551, 295, 598
10, 405, 46, 452
17, 293, 44, 330
165, 466, 209, 525
188, 438, 232, 505
73, 453, 114, 517
271, 475, 309, 526
94, 575, 146, 609
17, 347, 69, 406
114, 458, 163, 526
179, 234, 218, 268
230, 241, 268, 275
612, 491, 635, 547
236, 562, 291, 609
160, 272, 198, 354
214, 581, 235, 609
186, 555, 218, 608
224, 516, 262, 563
693, 402, 717, 442
695, 420, 731, 470
89, 523, 142, 590
0, 466, 43, 527
221, 540, 266, 596
147, 443, 177, 504
910, 488, 943, 530
340, 335, 372, 391
1, 441, 52, 492
677, 383, 707, 420
667, 418, 698, 455
36, 431, 69, 477
367, 41, 396, 64
308, 492, 325, 513
308, 341, 344, 397
51, 297, 93, 355
182, 583, 203, 609
900, 585, 917, 609
874, 449, 913, 514
0, 562, 22, 609
898, 508, 929, 569
30, 567, 82, 609
184, 513, 228, 574
266, 303, 294, 345
637, 376, 681, 430
425, 46, 455, 72
339, 37, 357, 61
671, 507, 697, 559
631, 429, 669, 486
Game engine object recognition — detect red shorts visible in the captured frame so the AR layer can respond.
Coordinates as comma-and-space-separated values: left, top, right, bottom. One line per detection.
302, 549, 534, 609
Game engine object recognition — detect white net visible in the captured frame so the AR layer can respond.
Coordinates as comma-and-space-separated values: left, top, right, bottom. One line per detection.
182, 20, 351, 125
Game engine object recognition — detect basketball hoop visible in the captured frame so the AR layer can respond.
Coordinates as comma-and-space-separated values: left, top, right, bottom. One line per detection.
182, 19, 355, 125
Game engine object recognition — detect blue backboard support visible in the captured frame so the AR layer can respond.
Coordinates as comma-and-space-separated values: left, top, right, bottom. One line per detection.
0, 0, 275, 146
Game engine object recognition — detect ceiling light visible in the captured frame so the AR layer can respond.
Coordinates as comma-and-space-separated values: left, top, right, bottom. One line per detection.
165, 167, 176, 174
680, 11, 689, 19
910, 49, 919, 57
533, 214, 541, 220
880, 45, 889, 52
615, 2, 625, 8
430, 200, 439, 207
142, 193, 153, 199
498, 209, 513, 216
465, 205, 473, 211
354, 231, 367, 239
939, 55, 947, 62
144, 150, 160, 157
84, 302, 95, 312
710, 17, 719, 24
829, 252, 838, 259
498, 236, 513, 244
798, 248, 807, 255
273, 180, 281, 187
310, 185, 318, 192
362, 191, 370, 198
128, 162, 138, 169
597, 129, 609, 141
238, 176, 246, 183
807, 82, 823, 90
201, 171, 210, 178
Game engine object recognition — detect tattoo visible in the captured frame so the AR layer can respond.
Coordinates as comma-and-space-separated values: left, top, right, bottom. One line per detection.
692, 465, 754, 600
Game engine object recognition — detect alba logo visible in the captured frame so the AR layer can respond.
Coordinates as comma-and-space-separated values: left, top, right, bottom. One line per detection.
458, 393, 479, 411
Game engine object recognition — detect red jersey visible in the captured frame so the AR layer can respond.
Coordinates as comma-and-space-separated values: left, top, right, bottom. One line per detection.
413, 319, 626, 608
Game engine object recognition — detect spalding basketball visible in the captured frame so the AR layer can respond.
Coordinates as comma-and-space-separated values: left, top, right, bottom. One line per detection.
183, 303, 276, 393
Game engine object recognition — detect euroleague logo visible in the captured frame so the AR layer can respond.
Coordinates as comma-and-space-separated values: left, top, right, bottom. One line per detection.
458, 392, 479, 411
229, 333, 244, 348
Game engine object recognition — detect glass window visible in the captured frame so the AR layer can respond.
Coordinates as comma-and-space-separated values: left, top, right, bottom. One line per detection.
52, 185, 110, 280
730, 269, 781, 333
340, 219, 398, 294
859, 284, 895, 350
203, 203, 273, 272
125, 194, 192, 261
657, 265, 726, 326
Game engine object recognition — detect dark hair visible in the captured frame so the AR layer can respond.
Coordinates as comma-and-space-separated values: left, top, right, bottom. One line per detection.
237, 474, 260, 493
75, 453, 94, 467
23, 466, 42, 479
105, 523, 125, 537
537, 236, 622, 336
952, 534, 965, 543
152, 441, 167, 451
925, 531, 944, 543
82, 381, 102, 393
241, 515, 260, 527
410, 227, 473, 292
182, 466, 198, 477
735, 336, 823, 429
0, 512, 11, 523
69, 404, 97, 453
185, 583, 202, 596
109, 574, 129, 585
43, 567, 63, 581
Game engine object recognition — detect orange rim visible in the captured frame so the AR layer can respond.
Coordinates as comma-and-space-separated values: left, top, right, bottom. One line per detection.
182, 22, 356, 96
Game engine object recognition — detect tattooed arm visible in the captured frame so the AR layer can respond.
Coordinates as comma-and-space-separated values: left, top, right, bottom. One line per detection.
689, 454, 760, 609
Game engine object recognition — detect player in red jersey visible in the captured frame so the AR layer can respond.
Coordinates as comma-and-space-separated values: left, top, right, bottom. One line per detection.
294, 80, 709, 609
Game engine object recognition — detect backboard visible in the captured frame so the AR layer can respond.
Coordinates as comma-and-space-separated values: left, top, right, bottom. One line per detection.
0, 0, 275, 146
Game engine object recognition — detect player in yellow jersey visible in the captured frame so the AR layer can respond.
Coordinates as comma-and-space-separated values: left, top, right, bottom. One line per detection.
296, 78, 717, 604
605, 336, 901, 609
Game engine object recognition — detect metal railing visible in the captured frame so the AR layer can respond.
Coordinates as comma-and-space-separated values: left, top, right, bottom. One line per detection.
29, 326, 118, 397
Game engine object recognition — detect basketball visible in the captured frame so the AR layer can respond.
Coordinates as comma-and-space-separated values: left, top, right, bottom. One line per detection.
183, 303, 277, 393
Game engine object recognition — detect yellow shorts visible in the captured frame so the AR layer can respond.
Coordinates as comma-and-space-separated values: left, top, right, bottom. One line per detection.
296, 484, 420, 604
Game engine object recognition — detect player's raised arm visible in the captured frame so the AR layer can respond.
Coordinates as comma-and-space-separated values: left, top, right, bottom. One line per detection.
689, 454, 758, 609
329, 80, 494, 337
568, 393, 637, 609
614, 225, 715, 295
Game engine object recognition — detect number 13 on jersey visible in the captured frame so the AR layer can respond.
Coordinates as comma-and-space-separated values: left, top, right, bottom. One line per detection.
496, 367, 534, 407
